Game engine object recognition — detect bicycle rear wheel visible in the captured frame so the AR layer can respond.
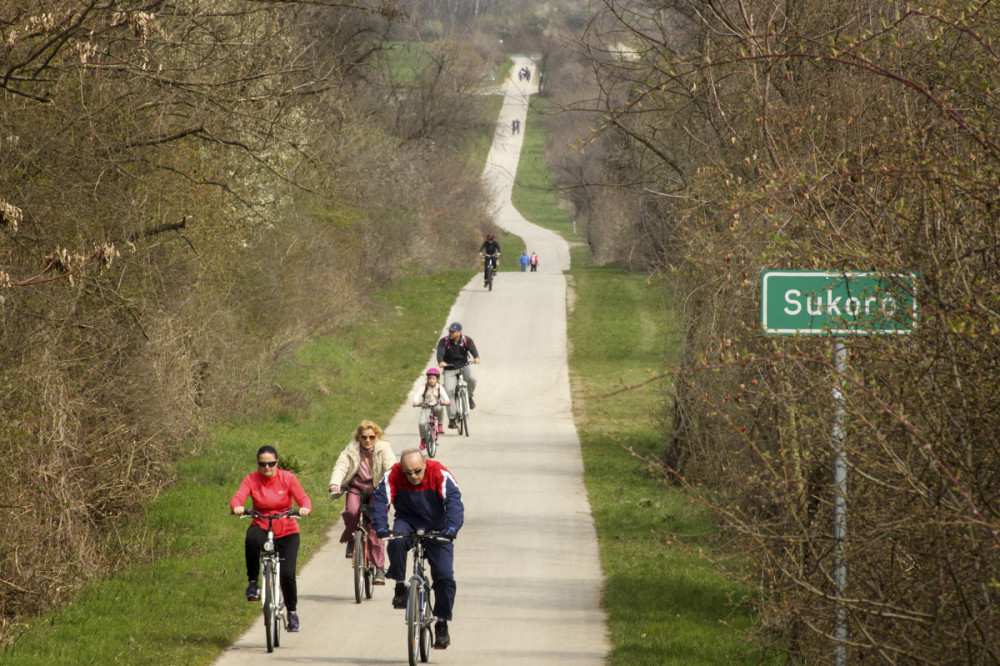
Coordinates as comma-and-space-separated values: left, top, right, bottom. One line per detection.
407, 582, 421, 666
263, 563, 275, 653
364, 561, 374, 599
419, 589, 432, 662
353, 530, 365, 603
462, 392, 471, 437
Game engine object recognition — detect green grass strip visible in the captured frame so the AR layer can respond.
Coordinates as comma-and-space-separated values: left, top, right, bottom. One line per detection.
8, 270, 474, 666
511, 97, 584, 245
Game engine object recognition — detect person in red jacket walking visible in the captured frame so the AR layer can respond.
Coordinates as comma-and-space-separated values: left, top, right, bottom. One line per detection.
231, 445, 312, 631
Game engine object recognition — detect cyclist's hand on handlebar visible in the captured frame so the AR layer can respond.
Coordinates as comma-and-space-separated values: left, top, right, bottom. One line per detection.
376, 528, 390, 539
232, 506, 246, 516
444, 527, 458, 541
329, 484, 341, 494
298, 507, 311, 517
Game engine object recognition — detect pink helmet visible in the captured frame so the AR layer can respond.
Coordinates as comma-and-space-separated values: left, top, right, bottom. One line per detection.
426, 368, 441, 376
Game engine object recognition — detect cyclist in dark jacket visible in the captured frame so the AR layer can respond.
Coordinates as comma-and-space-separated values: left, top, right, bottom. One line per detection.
374, 449, 464, 649
478, 234, 501, 286
436, 321, 480, 426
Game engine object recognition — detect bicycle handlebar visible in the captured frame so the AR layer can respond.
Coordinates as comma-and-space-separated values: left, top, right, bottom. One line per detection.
329, 488, 374, 499
236, 508, 301, 520
383, 529, 452, 543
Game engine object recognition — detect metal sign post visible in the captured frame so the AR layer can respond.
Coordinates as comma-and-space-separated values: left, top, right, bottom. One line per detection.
761, 271, 917, 664
831, 338, 847, 666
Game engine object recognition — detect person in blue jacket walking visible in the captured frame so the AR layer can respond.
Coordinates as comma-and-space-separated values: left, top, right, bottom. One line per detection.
518, 250, 530, 271
374, 449, 464, 649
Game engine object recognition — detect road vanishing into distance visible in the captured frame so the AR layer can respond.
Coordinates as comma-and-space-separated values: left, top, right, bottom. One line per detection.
214, 56, 609, 666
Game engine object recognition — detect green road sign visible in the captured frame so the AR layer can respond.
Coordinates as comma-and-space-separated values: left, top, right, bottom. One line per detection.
761, 271, 917, 335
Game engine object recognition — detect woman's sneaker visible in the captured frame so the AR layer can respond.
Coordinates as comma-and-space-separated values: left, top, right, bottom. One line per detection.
245, 580, 260, 601
420, 439, 426, 450
287, 610, 300, 632
374, 567, 386, 585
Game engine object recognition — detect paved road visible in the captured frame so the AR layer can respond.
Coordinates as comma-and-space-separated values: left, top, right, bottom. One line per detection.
213, 56, 608, 666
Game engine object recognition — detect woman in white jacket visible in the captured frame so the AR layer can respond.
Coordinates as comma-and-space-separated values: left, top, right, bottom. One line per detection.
412, 368, 451, 450
329, 420, 395, 583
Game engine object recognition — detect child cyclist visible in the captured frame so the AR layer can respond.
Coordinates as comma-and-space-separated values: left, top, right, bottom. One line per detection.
412, 368, 452, 450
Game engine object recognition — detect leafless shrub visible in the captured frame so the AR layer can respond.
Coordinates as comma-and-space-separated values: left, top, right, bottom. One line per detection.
573, 0, 1000, 661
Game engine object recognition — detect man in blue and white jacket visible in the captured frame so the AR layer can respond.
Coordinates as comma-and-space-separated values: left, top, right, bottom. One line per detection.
374, 449, 464, 649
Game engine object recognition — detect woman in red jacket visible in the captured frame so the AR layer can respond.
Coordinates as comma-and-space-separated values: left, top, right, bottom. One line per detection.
231, 445, 312, 631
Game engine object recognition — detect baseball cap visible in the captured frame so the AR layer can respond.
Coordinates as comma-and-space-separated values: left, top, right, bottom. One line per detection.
448, 322, 462, 332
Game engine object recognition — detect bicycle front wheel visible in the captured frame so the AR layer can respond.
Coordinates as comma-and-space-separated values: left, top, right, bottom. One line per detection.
407, 582, 421, 666
426, 426, 438, 458
353, 530, 366, 603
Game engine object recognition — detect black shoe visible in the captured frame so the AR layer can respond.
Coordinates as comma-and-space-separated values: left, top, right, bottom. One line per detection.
469, 397, 476, 409
245, 580, 260, 601
448, 420, 457, 429
392, 582, 407, 609
433, 620, 450, 649
287, 610, 300, 632
345, 541, 354, 559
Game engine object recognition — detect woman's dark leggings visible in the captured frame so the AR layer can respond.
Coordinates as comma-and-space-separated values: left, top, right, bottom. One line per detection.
245, 527, 300, 611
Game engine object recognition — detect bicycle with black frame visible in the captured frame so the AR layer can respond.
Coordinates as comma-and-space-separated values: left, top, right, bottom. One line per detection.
237, 508, 300, 653
482, 252, 499, 291
330, 488, 380, 603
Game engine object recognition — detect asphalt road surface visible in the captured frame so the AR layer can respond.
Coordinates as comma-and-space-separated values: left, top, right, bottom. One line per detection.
213, 56, 608, 666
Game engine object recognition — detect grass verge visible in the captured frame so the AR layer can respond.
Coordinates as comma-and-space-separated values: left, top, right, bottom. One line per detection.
5, 270, 474, 666
511, 97, 584, 245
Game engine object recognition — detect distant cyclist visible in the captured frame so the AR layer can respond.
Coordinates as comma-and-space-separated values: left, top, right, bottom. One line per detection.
231, 445, 312, 632
436, 322, 480, 427
478, 234, 501, 287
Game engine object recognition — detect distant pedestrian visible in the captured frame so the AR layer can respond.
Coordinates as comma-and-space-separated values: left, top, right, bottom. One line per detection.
530, 252, 539, 272
518, 250, 529, 272
512, 118, 517, 135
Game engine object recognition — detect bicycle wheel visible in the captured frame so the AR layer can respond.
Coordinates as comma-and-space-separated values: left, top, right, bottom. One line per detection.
461, 391, 471, 437
272, 563, 282, 648
484, 264, 492, 289
353, 530, 365, 604
407, 582, 421, 666
364, 561, 374, 599
419, 588, 432, 662
263, 563, 275, 653
426, 424, 438, 458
